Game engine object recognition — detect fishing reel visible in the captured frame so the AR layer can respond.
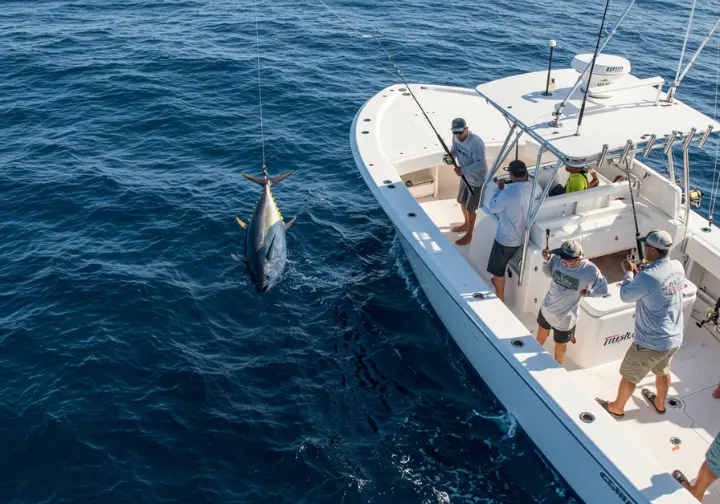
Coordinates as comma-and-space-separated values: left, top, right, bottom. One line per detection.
675, 179, 704, 208
697, 296, 720, 331
443, 154, 454, 165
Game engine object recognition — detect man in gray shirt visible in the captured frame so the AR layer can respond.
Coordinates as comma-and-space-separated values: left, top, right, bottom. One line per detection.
448, 118, 487, 246
536, 240, 608, 364
597, 229, 686, 419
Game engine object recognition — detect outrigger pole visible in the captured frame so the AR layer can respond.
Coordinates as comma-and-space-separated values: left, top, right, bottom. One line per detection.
552, 0, 635, 127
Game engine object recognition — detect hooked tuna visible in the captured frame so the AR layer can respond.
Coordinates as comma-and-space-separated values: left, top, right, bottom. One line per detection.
235, 171, 296, 291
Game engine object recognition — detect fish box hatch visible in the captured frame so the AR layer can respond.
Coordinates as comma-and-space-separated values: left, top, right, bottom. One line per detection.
565, 250, 698, 369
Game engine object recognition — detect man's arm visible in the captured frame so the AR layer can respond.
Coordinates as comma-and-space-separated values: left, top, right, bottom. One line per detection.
586, 269, 609, 297
487, 187, 506, 214
619, 270, 651, 303
541, 254, 554, 277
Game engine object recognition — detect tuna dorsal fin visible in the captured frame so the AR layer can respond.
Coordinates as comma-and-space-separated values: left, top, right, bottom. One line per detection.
241, 171, 294, 186
284, 216, 297, 230
235, 216, 247, 229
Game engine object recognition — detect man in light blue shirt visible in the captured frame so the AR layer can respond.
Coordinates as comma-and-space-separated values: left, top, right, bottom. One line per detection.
486, 160, 538, 303
448, 118, 488, 246
597, 230, 686, 419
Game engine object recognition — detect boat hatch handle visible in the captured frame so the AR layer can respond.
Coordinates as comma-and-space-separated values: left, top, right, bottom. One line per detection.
481, 122, 520, 204
681, 128, 697, 250
551, 0, 637, 126
519, 159, 563, 286
579, 412, 595, 424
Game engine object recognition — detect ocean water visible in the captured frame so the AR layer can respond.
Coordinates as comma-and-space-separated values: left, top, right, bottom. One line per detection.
1, 1, 719, 503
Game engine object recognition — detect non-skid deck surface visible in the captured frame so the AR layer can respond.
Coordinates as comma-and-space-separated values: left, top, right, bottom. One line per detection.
420, 196, 720, 501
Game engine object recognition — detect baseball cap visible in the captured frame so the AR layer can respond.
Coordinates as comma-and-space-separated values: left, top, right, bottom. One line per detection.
507, 160, 528, 176
451, 118, 467, 133
552, 240, 583, 260
639, 229, 673, 251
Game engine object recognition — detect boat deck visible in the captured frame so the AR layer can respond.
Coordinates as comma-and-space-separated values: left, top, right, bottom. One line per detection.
420, 196, 720, 502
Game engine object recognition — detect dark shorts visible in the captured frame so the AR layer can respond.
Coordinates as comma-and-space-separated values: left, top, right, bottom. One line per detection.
549, 184, 565, 197
487, 239, 519, 277
537, 309, 576, 344
457, 182, 482, 212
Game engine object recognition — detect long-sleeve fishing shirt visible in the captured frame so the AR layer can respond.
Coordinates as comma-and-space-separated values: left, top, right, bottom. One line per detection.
451, 131, 487, 187
619, 257, 686, 350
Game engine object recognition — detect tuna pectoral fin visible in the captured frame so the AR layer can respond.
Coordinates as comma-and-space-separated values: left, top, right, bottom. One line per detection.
235, 216, 247, 229
241, 171, 294, 186
284, 216, 297, 230
265, 234, 277, 260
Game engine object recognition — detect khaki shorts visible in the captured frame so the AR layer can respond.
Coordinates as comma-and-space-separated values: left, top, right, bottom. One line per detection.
619, 344, 679, 384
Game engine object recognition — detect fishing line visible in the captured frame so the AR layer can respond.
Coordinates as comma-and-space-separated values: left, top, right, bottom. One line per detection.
254, 0, 267, 175
576, 0, 612, 135
314, 0, 475, 194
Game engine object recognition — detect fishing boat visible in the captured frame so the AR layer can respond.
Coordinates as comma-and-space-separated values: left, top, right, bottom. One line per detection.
350, 8, 720, 504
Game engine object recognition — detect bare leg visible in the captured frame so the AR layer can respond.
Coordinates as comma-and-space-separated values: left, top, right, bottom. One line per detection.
654, 373, 671, 412
452, 204, 468, 232
455, 210, 476, 245
494, 275, 506, 303
713, 383, 720, 399
680, 461, 718, 501
555, 342, 568, 364
536, 326, 550, 346
608, 377, 636, 416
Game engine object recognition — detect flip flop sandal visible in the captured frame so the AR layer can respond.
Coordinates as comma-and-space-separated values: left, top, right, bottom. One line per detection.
641, 388, 666, 414
596, 398, 624, 419
672, 470, 690, 487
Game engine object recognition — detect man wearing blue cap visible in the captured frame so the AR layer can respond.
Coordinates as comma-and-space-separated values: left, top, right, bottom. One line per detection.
597, 229, 686, 419
447, 118, 488, 246
536, 240, 608, 364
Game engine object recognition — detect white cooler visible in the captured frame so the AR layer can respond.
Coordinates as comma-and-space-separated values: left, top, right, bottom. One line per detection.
566, 279, 697, 369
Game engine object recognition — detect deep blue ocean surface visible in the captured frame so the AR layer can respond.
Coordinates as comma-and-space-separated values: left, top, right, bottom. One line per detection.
2, 1, 719, 503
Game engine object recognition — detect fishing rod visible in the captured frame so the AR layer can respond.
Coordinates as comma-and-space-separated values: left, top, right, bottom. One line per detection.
369, 36, 474, 194
576, 0, 612, 135
620, 141, 644, 262
315, 0, 474, 194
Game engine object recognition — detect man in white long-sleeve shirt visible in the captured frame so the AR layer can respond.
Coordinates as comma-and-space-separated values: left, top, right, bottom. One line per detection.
486, 160, 538, 303
597, 229, 686, 419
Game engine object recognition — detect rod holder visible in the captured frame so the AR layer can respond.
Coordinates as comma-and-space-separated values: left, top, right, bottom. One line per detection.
682, 128, 697, 151
698, 125, 714, 148
642, 135, 656, 157
663, 130, 678, 155
619, 139, 633, 165
542, 40, 557, 96
597, 144, 609, 167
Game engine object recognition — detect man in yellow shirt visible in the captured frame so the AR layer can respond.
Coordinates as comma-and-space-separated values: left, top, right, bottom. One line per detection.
550, 165, 599, 196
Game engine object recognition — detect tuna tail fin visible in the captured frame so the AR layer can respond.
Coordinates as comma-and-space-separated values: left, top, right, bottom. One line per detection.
284, 216, 297, 230
242, 171, 293, 186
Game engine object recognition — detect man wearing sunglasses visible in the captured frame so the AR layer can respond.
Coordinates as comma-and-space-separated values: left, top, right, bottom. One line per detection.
597, 229, 686, 419
447, 118, 488, 246
536, 240, 608, 364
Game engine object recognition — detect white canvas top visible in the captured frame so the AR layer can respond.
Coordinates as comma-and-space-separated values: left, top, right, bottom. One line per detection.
475, 68, 720, 162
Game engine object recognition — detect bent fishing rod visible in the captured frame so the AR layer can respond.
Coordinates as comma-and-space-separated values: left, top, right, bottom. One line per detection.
370, 35, 474, 194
